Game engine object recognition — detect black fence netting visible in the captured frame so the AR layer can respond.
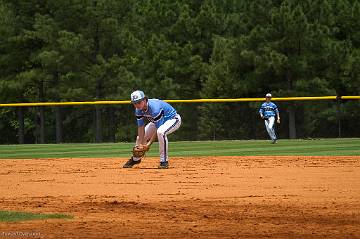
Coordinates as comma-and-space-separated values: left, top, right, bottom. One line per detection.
0, 99, 359, 144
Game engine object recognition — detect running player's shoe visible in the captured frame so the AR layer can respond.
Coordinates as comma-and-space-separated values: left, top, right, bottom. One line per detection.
271, 139, 277, 144
158, 161, 169, 169
123, 157, 141, 168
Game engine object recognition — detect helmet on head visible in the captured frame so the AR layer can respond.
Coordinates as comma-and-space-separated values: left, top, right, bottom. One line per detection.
130, 90, 146, 103
265, 93, 272, 98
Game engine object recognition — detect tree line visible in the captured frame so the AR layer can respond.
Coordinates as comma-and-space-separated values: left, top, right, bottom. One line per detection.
0, 0, 359, 144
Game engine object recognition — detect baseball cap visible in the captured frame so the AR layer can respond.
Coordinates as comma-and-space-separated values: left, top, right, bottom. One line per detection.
265, 93, 272, 98
130, 90, 146, 103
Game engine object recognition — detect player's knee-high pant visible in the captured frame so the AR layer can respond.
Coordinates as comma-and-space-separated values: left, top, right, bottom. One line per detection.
157, 114, 181, 162
133, 123, 157, 161
135, 114, 181, 162
265, 116, 276, 140
136, 122, 157, 146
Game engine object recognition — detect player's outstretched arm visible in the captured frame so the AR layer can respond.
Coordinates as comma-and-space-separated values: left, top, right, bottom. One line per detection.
137, 125, 145, 145
146, 131, 157, 147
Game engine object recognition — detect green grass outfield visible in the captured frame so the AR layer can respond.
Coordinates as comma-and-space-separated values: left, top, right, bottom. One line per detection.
0, 138, 359, 159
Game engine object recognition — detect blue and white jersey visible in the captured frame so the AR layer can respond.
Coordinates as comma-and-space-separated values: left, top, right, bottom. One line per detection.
135, 99, 177, 128
259, 102, 279, 118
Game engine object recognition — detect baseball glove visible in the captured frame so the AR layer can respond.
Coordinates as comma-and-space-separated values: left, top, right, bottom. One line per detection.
132, 144, 150, 158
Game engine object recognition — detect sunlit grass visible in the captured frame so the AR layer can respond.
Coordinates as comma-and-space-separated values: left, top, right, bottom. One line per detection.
0, 138, 359, 158
0, 210, 72, 222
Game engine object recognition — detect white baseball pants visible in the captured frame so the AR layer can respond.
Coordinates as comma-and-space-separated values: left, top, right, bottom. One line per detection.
264, 116, 277, 140
135, 114, 181, 162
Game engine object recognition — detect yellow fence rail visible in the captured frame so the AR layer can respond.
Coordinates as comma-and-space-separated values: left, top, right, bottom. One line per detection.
0, 96, 359, 107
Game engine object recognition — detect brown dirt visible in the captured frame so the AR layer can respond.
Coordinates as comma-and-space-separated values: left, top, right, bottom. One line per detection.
0, 156, 359, 239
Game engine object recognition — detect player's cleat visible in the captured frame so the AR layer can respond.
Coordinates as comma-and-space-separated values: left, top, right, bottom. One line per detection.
123, 157, 141, 168
271, 139, 277, 144
158, 161, 169, 169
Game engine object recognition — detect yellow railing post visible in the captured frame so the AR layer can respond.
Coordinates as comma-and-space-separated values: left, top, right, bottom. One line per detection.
1, 96, 359, 107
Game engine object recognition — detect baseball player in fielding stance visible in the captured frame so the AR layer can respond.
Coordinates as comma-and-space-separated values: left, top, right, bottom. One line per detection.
123, 90, 181, 169
259, 93, 280, 144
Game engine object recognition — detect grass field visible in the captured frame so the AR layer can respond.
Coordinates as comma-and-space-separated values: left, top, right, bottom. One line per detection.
0, 138, 359, 159
0, 210, 72, 222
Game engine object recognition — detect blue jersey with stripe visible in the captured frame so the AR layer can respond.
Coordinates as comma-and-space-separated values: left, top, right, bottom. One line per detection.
135, 99, 177, 128
259, 102, 279, 118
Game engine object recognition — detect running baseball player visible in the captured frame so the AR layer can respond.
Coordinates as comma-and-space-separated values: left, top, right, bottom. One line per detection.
259, 93, 280, 144
123, 90, 182, 169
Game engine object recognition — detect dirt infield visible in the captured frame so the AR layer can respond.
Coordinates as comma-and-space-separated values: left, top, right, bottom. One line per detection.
0, 156, 359, 239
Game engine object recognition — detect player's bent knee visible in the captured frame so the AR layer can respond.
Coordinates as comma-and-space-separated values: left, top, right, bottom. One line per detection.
157, 129, 165, 137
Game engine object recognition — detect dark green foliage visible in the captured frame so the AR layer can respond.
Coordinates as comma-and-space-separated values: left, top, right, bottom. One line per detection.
0, 0, 359, 143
